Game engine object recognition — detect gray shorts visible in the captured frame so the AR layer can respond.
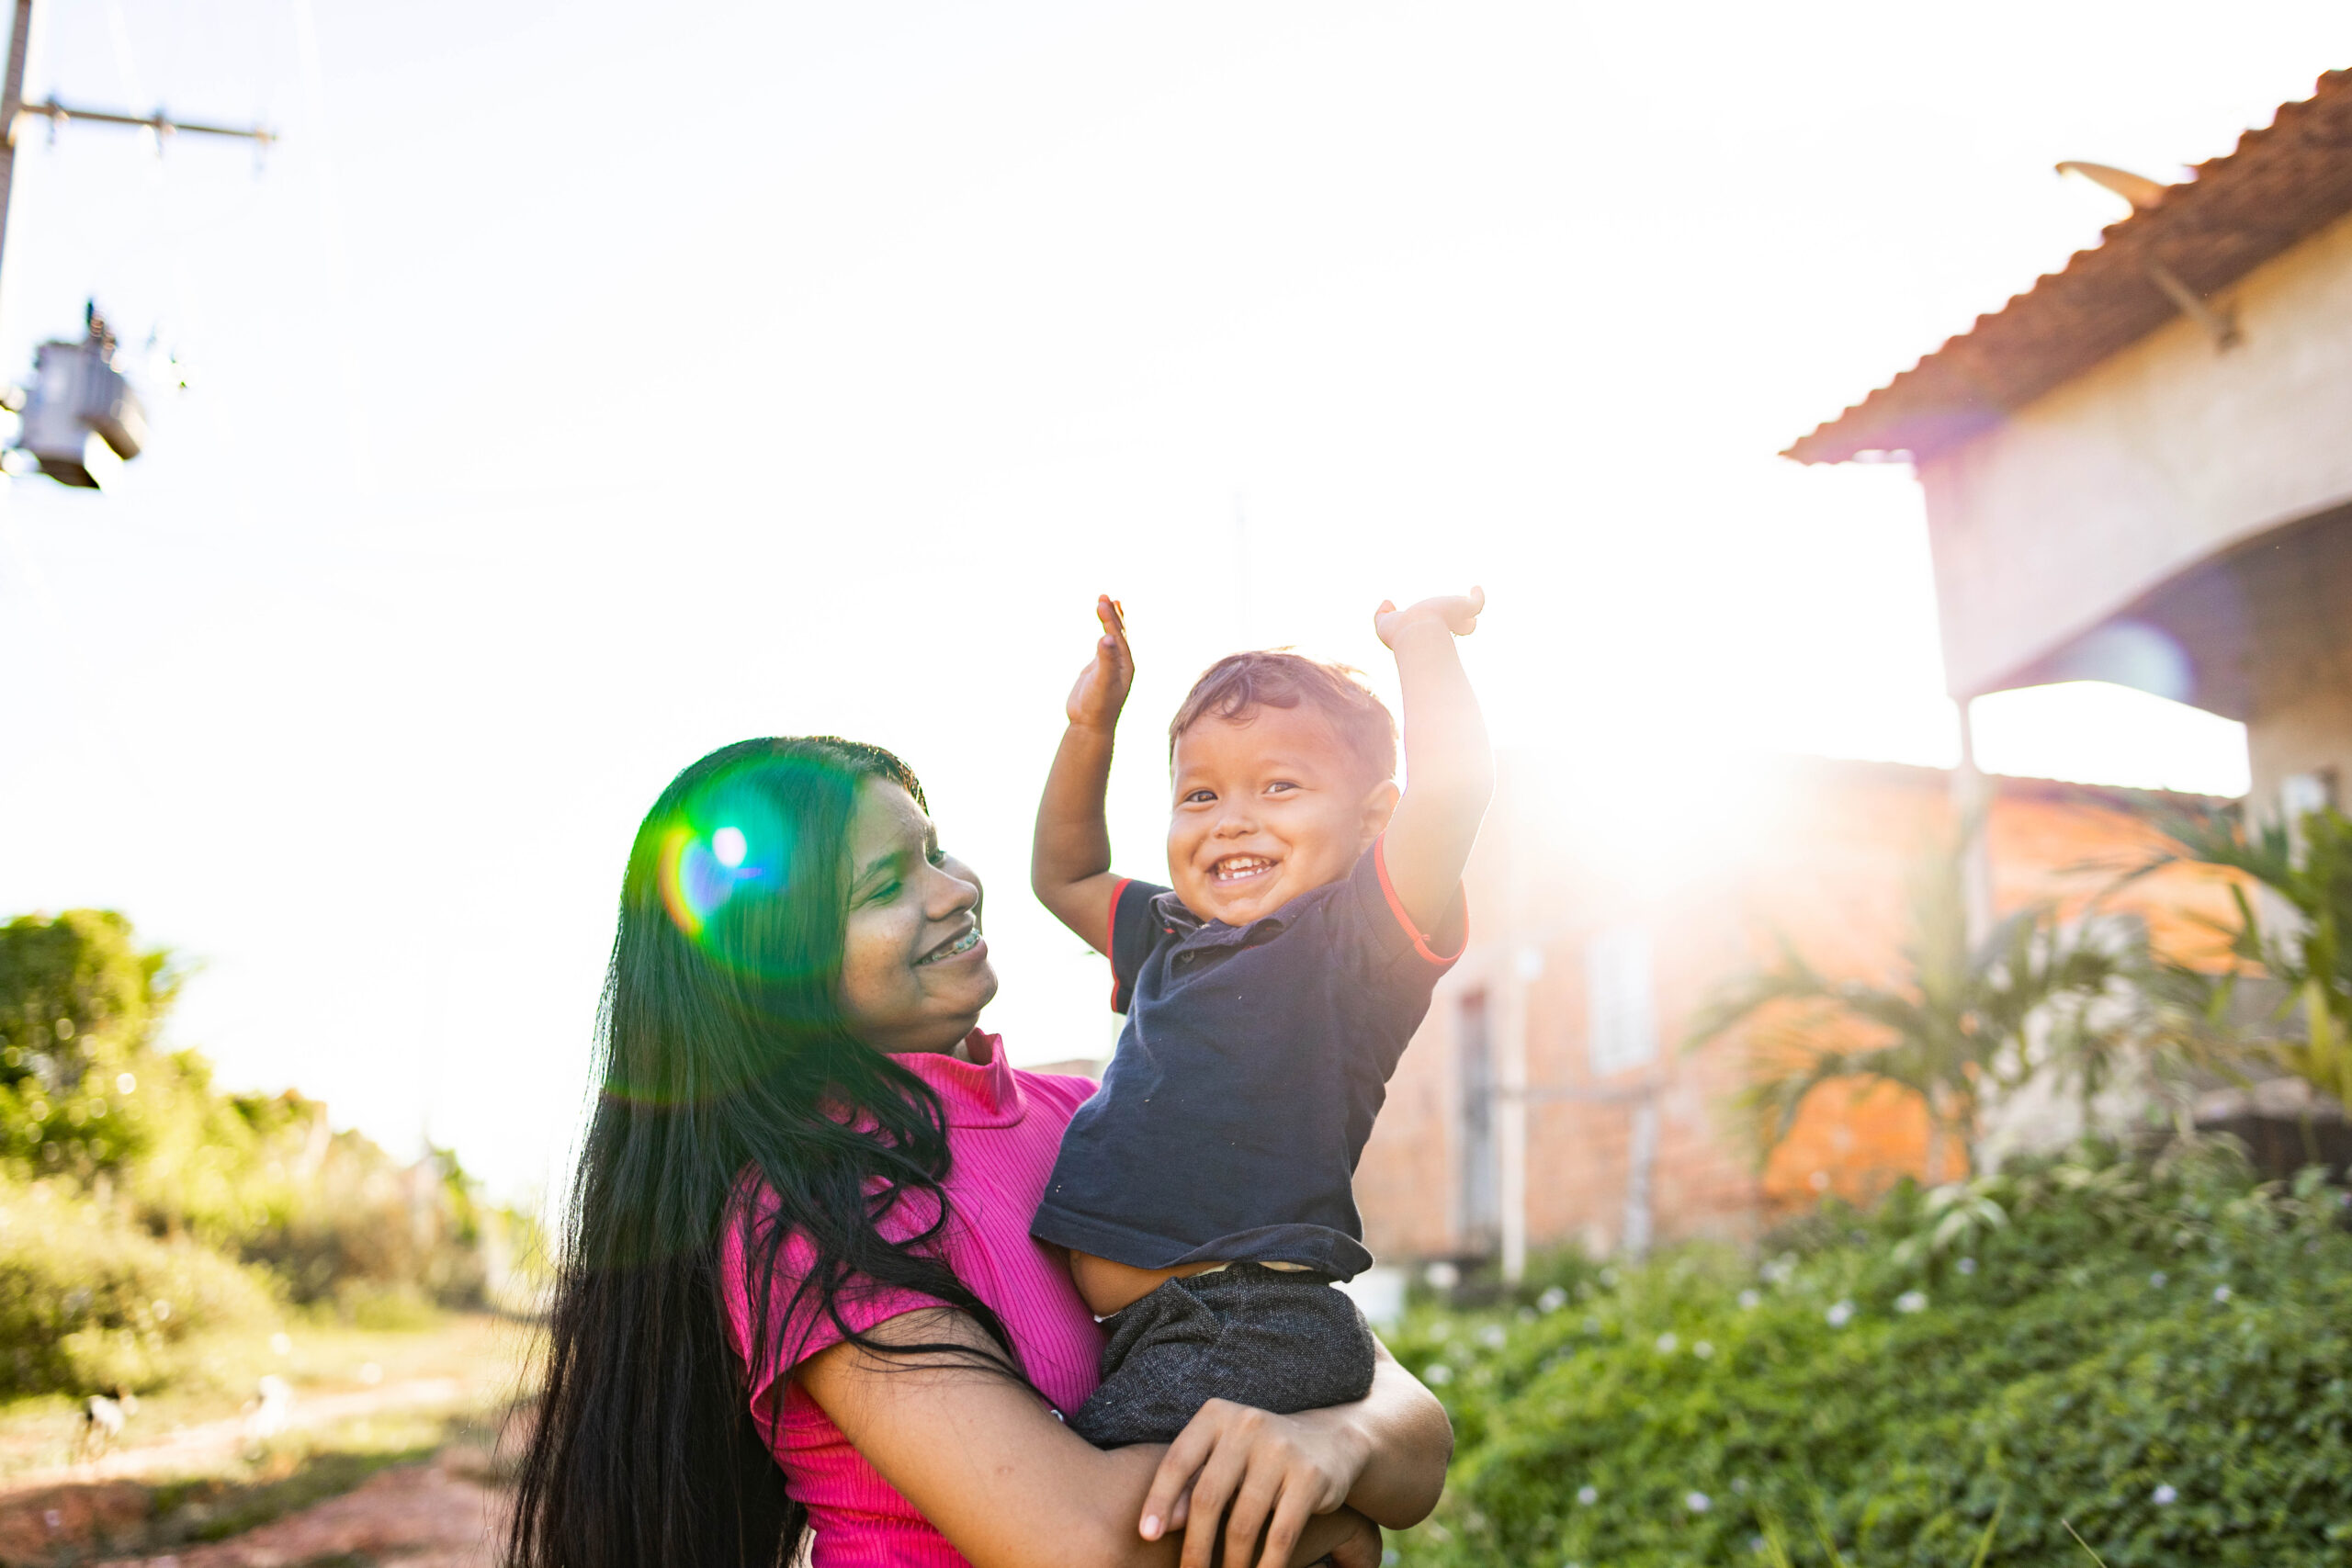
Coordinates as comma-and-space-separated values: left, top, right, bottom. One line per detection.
1067, 1263, 1378, 1448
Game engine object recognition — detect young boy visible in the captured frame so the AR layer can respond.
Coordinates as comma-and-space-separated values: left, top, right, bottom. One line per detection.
1030, 590, 1490, 1447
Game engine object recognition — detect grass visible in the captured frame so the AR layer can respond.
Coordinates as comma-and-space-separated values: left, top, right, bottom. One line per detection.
0, 1310, 528, 1480
139, 1416, 467, 1546
0, 1312, 532, 1563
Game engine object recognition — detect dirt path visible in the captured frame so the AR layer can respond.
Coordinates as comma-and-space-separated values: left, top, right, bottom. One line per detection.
110, 1450, 504, 1568
6, 1379, 468, 1494
0, 1315, 525, 1564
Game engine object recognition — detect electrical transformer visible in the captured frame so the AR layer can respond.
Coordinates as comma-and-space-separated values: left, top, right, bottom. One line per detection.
16, 308, 147, 489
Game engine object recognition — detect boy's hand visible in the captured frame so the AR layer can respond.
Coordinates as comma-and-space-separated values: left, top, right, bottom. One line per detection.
1374, 587, 1484, 649
1064, 594, 1134, 733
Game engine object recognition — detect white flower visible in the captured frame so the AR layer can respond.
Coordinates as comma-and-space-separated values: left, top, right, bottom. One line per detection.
1537, 1285, 1569, 1313
1737, 1289, 1761, 1310
2212, 1284, 2232, 1303
1957, 1257, 1977, 1275
1731, 1477, 1748, 1493
1686, 1491, 1712, 1514
1424, 1362, 1453, 1385
1895, 1291, 1928, 1314
1577, 1484, 1600, 1506
2149, 1271, 2167, 1288
1656, 1331, 1679, 1353
1479, 1324, 1509, 1350
2152, 1483, 2177, 1506
1693, 1340, 1715, 1359
1826, 1300, 1856, 1327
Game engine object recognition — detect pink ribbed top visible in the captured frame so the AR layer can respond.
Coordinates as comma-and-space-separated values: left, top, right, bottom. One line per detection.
719, 1032, 1106, 1568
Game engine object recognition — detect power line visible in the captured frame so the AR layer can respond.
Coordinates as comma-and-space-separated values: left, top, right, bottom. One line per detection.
0, 0, 275, 318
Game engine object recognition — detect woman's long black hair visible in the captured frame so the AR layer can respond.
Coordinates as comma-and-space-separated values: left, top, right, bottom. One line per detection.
508, 737, 1024, 1568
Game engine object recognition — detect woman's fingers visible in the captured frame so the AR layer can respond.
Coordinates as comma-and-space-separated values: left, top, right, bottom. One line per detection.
1139, 1414, 1219, 1540
1220, 1460, 1286, 1568
1250, 1478, 1318, 1568
1325, 1513, 1384, 1568
1178, 1427, 1256, 1568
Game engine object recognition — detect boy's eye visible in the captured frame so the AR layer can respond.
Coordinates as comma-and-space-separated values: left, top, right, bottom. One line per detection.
1182, 789, 1216, 805
1265, 781, 1299, 795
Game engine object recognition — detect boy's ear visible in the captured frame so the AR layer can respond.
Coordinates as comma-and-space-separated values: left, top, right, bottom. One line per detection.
1357, 779, 1401, 852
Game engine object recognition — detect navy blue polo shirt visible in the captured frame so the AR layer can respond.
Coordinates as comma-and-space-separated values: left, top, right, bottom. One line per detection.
1031, 838, 1465, 1280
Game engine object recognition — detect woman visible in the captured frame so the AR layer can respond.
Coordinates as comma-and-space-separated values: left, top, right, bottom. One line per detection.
508, 737, 1451, 1568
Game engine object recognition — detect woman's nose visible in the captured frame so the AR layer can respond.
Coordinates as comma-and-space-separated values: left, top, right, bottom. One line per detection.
928, 861, 981, 917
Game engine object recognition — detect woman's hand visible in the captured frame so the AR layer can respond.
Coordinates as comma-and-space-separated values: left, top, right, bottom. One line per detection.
1065, 594, 1135, 732
1139, 1398, 1371, 1568
1319, 1509, 1384, 1568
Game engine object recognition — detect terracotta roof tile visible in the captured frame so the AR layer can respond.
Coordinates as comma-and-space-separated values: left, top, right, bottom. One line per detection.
1787, 69, 2352, 465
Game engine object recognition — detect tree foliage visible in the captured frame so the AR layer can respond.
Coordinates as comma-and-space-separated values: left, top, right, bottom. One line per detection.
2120, 802, 2352, 1116
0, 909, 497, 1329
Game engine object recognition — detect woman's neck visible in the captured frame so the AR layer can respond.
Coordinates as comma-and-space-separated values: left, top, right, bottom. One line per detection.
890, 1024, 979, 1062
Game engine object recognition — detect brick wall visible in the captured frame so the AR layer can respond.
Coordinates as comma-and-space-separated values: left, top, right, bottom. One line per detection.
1353, 753, 2237, 1264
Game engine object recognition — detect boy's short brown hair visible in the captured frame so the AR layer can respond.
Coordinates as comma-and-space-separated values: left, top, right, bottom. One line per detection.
1168, 651, 1397, 784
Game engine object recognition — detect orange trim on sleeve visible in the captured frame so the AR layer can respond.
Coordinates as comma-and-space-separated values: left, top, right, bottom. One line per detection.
1373, 837, 1468, 964
1104, 877, 1134, 1010
1103, 877, 1132, 959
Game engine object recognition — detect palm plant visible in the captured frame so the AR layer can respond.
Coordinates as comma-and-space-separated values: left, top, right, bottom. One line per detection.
1686, 835, 2132, 1183
2119, 801, 2352, 1116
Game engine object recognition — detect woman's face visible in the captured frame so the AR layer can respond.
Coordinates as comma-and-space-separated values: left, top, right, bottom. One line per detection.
837, 779, 998, 1054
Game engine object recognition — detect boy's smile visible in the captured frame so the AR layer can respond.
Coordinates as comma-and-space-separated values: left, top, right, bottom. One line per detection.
1167, 705, 1397, 926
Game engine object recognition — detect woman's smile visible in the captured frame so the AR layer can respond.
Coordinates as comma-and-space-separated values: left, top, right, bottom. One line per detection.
915, 925, 985, 966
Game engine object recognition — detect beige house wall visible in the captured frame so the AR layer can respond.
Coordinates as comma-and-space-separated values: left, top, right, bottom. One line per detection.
1916, 209, 2352, 705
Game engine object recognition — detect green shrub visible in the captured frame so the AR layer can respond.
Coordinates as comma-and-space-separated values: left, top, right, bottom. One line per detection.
0, 1183, 281, 1396
1392, 1146, 2352, 1567
1, 911, 494, 1314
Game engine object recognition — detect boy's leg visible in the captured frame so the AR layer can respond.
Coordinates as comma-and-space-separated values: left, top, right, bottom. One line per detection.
1067, 1263, 1378, 1449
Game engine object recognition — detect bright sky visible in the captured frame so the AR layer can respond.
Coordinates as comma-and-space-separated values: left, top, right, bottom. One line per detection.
0, 1, 2339, 1201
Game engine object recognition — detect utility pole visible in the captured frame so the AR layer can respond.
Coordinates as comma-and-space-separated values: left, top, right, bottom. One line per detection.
0, 0, 274, 318
0, 0, 34, 307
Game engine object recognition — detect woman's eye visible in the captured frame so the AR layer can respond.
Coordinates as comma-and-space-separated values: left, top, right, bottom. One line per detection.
869, 880, 901, 904
926, 845, 947, 867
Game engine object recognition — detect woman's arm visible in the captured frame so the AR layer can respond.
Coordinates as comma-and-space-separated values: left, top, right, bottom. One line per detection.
1138, 1337, 1452, 1567
798, 1309, 1383, 1568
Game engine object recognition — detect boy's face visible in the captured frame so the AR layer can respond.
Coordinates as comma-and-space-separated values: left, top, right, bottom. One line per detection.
1167, 705, 1396, 926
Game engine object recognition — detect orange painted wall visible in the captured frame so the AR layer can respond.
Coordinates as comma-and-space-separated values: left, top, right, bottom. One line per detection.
1353, 755, 2242, 1263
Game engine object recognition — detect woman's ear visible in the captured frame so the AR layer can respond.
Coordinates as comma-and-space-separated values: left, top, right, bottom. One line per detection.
1358, 779, 1402, 851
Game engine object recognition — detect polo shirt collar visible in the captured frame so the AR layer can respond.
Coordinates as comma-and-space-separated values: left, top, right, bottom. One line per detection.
890, 1030, 1025, 1128
1148, 886, 1299, 949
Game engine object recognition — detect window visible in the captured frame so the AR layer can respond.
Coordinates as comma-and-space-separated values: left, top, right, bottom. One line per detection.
2281, 769, 2337, 820
1586, 926, 1657, 1077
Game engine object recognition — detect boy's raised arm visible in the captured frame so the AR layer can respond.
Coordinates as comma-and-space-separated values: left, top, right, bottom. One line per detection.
1032, 595, 1136, 952
1372, 588, 1493, 935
